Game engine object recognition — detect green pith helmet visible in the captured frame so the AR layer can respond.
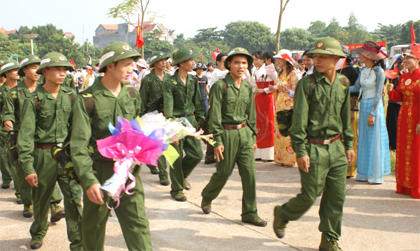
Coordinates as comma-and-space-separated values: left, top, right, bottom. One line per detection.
36, 52, 74, 75
18, 55, 41, 76
149, 51, 170, 68
172, 47, 198, 66
307, 37, 346, 58
98, 42, 141, 73
0, 60, 6, 67
0, 59, 20, 77
224, 47, 254, 71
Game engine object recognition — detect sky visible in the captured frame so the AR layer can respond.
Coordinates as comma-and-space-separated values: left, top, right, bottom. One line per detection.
1, 0, 419, 46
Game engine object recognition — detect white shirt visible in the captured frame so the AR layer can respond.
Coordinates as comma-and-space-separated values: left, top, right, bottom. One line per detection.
208, 68, 229, 89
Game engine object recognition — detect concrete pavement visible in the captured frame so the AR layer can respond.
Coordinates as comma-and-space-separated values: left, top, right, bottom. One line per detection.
1, 150, 419, 250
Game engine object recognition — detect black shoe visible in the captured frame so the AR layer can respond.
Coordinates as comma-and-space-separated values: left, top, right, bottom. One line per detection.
273, 206, 288, 238
184, 179, 191, 190
150, 167, 159, 175
201, 199, 212, 214
30, 240, 42, 249
204, 159, 217, 164
172, 193, 187, 202
242, 217, 267, 227
1, 184, 10, 189
160, 179, 170, 186
50, 205, 65, 223
16, 199, 23, 204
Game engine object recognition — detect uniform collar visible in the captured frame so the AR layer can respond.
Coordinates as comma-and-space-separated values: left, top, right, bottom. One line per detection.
90, 76, 129, 98
225, 73, 245, 89
36, 85, 65, 100
174, 70, 194, 84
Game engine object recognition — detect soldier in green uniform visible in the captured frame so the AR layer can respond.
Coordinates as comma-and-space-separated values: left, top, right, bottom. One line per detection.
0, 59, 21, 201
200, 48, 267, 227
162, 47, 205, 201
140, 51, 171, 186
37, 71, 75, 89
0, 59, 14, 189
18, 53, 82, 250
272, 38, 355, 251
3, 55, 64, 218
71, 42, 152, 251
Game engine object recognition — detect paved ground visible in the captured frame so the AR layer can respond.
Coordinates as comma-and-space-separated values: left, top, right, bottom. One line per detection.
1, 146, 419, 250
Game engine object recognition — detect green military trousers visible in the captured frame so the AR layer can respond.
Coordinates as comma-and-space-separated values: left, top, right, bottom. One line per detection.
147, 155, 168, 180
0, 139, 12, 186
82, 160, 152, 251
31, 147, 83, 250
277, 140, 348, 241
7, 140, 62, 207
201, 126, 258, 221
1, 143, 19, 199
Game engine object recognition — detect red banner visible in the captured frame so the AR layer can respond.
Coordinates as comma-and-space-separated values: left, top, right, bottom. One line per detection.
345, 41, 387, 50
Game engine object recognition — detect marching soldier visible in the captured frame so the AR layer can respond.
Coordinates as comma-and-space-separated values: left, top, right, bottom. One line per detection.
71, 42, 152, 250
18, 53, 82, 250
139, 51, 171, 186
162, 47, 205, 201
3, 55, 64, 218
273, 38, 355, 251
200, 47, 267, 227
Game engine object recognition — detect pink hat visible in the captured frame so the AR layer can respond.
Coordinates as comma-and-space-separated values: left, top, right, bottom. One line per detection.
136, 59, 148, 69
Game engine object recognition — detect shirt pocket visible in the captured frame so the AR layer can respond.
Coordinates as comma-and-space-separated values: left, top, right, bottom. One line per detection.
38, 110, 53, 128
224, 97, 237, 114
122, 105, 136, 120
308, 92, 323, 115
239, 97, 249, 116
95, 109, 113, 132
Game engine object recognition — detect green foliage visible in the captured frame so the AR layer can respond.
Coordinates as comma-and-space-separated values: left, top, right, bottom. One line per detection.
223, 21, 275, 53
307, 21, 326, 37
280, 28, 313, 50
143, 40, 174, 59
0, 24, 103, 68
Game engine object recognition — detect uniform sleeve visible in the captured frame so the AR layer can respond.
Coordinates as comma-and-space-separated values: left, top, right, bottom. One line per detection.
69, 76, 76, 89
340, 79, 354, 150
209, 81, 224, 147
17, 98, 36, 177
290, 79, 310, 158
135, 89, 142, 117
2, 91, 15, 126
139, 78, 148, 117
70, 95, 99, 191
246, 85, 257, 144
193, 79, 205, 122
369, 67, 385, 115
162, 79, 174, 119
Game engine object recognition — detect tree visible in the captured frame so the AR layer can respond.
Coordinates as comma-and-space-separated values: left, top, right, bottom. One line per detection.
344, 12, 374, 44
143, 40, 174, 59
307, 21, 326, 37
323, 17, 348, 44
275, 0, 290, 53
373, 23, 403, 49
223, 21, 275, 53
108, 0, 152, 58
399, 20, 420, 45
280, 28, 313, 50
192, 27, 223, 44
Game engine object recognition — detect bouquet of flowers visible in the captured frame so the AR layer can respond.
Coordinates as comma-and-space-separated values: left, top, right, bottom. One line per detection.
98, 111, 214, 208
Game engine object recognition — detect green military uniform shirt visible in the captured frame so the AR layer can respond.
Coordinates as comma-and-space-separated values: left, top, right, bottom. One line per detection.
0, 84, 15, 139
139, 70, 171, 116
209, 73, 257, 148
70, 77, 141, 190
18, 85, 75, 177
290, 69, 354, 158
2, 81, 33, 130
162, 70, 205, 121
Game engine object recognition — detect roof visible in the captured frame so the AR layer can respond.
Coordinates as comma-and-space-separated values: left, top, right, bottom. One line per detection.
0, 28, 17, 37
99, 24, 118, 30
64, 32, 74, 36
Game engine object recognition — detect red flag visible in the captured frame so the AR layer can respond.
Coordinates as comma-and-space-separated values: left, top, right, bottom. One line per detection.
136, 14, 145, 49
410, 44, 420, 58
212, 52, 219, 61
281, 54, 295, 63
217, 46, 220, 53
201, 53, 203, 62
296, 52, 300, 61
71, 57, 75, 67
384, 63, 399, 79
411, 22, 416, 44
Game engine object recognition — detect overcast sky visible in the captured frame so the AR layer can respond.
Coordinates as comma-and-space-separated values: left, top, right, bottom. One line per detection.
1, 0, 418, 46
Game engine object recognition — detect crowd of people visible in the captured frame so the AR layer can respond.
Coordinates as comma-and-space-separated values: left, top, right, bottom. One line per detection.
0, 36, 418, 251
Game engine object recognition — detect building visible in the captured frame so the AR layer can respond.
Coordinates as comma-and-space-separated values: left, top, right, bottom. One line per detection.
93, 21, 176, 49
0, 28, 18, 37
